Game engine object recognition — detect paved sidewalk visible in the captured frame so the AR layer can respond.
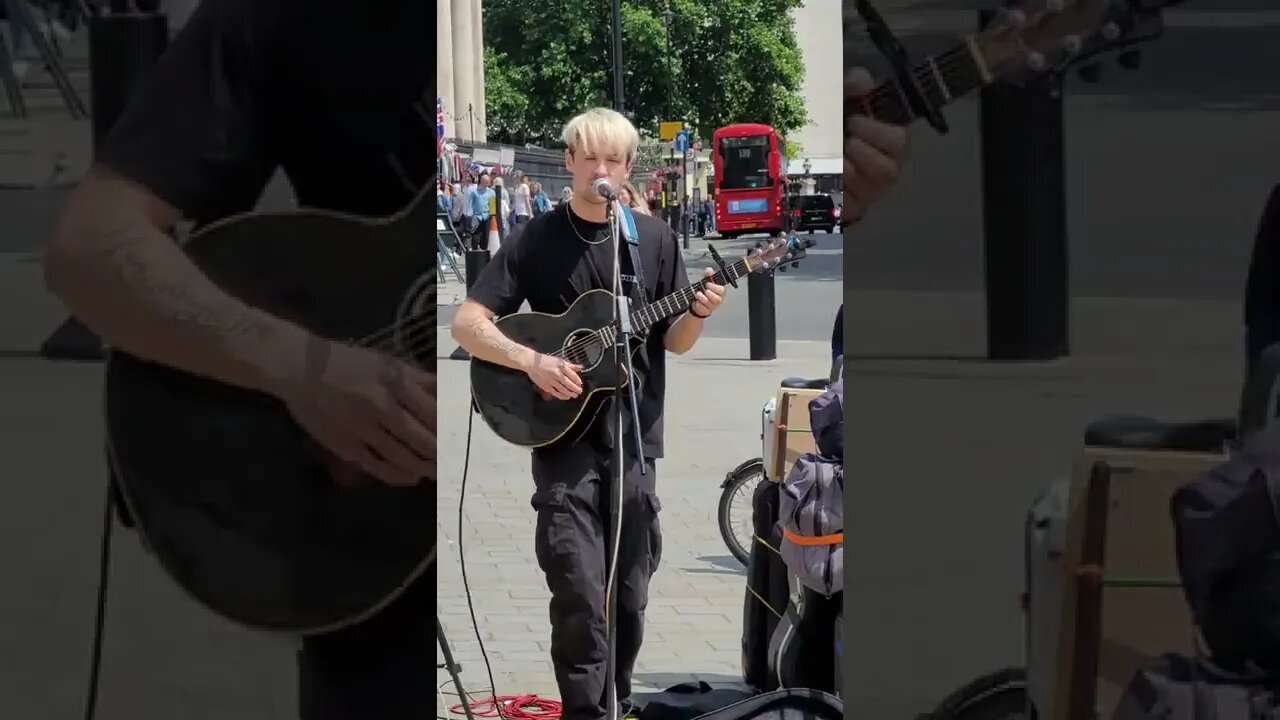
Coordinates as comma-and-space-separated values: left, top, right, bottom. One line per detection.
434, 330, 834, 707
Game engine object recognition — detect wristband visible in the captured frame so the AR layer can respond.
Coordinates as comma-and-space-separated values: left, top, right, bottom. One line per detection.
689, 307, 710, 319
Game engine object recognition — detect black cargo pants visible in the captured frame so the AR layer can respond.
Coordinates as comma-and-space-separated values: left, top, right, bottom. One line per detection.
531, 443, 663, 720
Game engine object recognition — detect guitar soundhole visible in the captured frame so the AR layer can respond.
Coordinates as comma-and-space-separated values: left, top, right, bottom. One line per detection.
393, 273, 437, 366
561, 329, 606, 371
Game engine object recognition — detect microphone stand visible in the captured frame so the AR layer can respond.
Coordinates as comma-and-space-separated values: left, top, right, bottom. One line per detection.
605, 196, 646, 720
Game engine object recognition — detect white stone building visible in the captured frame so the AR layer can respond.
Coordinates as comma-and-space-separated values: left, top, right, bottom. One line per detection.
436, 0, 488, 143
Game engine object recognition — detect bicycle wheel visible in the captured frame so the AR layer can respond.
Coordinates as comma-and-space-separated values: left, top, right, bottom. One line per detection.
718, 460, 764, 567
925, 667, 1030, 720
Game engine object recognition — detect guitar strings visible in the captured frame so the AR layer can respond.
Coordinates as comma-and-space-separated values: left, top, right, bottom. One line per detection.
861, 46, 974, 121
548, 261, 747, 363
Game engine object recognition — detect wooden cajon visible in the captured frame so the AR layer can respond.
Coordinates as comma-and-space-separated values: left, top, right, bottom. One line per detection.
1047, 418, 1235, 720
768, 387, 823, 482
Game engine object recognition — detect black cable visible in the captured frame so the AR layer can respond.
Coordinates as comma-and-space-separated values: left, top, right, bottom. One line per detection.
456, 399, 502, 714
83, 483, 115, 720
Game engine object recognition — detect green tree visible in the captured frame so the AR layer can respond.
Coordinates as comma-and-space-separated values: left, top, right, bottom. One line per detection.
480, 0, 808, 146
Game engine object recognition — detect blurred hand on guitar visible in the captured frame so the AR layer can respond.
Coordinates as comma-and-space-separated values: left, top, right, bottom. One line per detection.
524, 351, 584, 401
844, 66, 909, 224
277, 340, 436, 487
691, 267, 726, 318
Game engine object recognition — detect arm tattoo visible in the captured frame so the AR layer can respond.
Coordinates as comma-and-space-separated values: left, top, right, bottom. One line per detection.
468, 316, 524, 357
100, 224, 271, 344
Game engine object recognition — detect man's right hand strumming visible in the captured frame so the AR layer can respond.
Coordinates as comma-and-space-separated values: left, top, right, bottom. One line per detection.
523, 351, 583, 401
43, 167, 437, 489
275, 341, 436, 487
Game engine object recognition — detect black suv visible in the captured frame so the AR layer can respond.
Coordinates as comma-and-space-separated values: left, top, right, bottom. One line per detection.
791, 193, 839, 234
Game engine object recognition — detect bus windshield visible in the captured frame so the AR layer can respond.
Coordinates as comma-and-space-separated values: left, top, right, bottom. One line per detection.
718, 135, 773, 190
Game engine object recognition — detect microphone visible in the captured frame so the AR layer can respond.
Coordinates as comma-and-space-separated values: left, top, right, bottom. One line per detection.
592, 178, 618, 200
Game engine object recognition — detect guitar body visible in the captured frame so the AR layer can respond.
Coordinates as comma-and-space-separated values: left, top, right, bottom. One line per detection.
104, 194, 437, 635
470, 289, 644, 448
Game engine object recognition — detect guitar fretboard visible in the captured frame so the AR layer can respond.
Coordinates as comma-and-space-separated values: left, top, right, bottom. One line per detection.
850, 39, 989, 126
631, 256, 751, 332
555, 256, 752, 361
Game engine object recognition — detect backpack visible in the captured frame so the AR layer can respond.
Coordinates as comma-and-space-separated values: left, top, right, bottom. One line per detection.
1111, 653, 1280, 720
808, 370, 843, 461
1170, 344, 1280, 673
777, 454, 843, 596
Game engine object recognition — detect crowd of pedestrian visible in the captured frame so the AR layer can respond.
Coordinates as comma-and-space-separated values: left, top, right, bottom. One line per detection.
436, 170, 716, 257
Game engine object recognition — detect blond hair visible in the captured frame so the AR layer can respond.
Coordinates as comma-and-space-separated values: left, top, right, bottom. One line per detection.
561, 107, 640, 164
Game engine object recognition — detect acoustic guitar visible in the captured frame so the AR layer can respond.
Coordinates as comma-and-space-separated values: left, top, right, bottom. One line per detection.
104, 187, 437, 635
470, 234, 817, 448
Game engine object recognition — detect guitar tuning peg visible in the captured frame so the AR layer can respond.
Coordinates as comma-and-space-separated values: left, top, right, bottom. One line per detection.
1117, 49, 1141, 70
1077, 61, 1102, 83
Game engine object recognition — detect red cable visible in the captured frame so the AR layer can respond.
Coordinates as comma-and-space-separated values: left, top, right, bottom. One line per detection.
450, 694, 563, 720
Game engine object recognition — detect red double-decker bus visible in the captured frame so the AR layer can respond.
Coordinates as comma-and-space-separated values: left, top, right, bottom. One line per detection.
711, 123, 787, 238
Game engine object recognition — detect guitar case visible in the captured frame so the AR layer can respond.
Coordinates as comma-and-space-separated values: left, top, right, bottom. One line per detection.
689, 688, 843, 720
741, 478, 794, 691
766, 587, 841, 695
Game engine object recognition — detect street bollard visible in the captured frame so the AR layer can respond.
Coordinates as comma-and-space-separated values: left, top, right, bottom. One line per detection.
41, 11, 171, 362
747, 258, 777, 361
979, 9, 1069, 361
448, 249, 491, 361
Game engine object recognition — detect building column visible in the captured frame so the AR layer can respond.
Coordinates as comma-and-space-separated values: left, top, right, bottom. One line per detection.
436, 0, 455, 140
471, 0, 487, 143
450, 0, 476, 141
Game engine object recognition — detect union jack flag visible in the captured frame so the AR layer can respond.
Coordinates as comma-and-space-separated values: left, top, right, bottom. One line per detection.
436, 97, 446, 154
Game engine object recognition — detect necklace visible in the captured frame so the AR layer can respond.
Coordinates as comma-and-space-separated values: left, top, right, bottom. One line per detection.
565, 202, 608, 245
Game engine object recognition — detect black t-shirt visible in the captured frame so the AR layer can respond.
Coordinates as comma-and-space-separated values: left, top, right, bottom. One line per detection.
468, 203, 692, 458
95, 0, 433, 224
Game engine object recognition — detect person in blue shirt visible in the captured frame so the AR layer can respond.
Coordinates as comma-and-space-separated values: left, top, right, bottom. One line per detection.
531, 180, 552, 216
436, 184, 451, 215
464, 172, 495, 247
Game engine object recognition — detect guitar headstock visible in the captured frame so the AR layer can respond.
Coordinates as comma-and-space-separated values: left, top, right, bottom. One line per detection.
744, 234, 818, 276
974, 0, 1168, 86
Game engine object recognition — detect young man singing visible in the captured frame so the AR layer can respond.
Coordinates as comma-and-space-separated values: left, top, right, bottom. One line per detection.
451, 106, 718, 720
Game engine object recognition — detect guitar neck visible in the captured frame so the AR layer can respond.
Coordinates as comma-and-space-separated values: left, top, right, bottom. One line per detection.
853, 36, 992, 125
632, 256, 753, 332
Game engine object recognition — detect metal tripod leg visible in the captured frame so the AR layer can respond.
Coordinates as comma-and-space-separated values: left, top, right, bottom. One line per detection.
437, 615, 478, 720
0, 17, 26, 116
438, 235, 465, 284
10, 0, 85, 118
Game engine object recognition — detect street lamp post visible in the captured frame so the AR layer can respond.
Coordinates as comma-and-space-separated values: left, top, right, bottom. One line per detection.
611, 0, 625, 111
662, 1, 674, 119
662, 1, 675, 227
